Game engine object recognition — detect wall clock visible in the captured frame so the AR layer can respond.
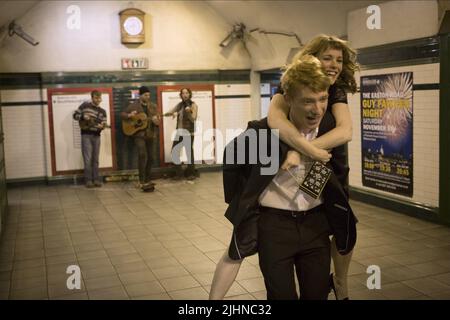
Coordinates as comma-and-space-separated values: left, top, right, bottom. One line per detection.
119, 8, 145, 44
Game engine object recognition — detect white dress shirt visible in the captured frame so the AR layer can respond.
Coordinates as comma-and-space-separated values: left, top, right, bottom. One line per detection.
259, 128, 324, 211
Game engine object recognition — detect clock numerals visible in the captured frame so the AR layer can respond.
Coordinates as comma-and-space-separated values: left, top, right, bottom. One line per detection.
124, 17, 143, 36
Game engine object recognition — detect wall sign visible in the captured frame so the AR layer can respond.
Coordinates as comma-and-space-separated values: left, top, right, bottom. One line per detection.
121, 57, 148, 69
360, 72, 413, 197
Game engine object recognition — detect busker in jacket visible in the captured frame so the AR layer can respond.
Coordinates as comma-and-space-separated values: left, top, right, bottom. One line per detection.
120, 86, 160, 192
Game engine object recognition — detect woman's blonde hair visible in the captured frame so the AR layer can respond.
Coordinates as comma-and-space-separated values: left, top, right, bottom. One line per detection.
292, 34, 359, 93
281, 55, 331, 99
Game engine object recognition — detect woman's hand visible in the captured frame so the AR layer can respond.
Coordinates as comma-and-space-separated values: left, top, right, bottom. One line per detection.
308, 145, 331, 163
151, 115, 160, 125
281, 150, 301, 170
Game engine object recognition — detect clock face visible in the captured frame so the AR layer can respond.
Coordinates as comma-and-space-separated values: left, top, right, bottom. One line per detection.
123, 16, 143, 36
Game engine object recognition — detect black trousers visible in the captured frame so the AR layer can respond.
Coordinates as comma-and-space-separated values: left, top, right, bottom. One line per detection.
171, 133, 195, 176
134, 137, 154, 184
258, 206, 331, 300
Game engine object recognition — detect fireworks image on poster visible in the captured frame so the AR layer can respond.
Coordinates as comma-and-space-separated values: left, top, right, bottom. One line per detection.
360, 72, 413, 197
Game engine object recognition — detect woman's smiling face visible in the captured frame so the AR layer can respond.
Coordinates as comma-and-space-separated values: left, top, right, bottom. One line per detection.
318, 47, 343, 85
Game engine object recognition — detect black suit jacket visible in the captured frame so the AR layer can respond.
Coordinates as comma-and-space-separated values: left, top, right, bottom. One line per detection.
223, 118, 357, 257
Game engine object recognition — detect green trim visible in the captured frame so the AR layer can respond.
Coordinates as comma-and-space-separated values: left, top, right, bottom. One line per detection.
6, 165, 223, 188
357, 36, 439, 68
215, 95, 251, 99
0, 73, 42, 89
0, 70, 251, 89
439, 34, 450, 224
2, 101, 47, 107
349, 187, 444, 225
41, 70, 250, 86
6, 176, 49, 188
413, 83, 440, 90
358, 57, 439, 71
357, 36, 439, 52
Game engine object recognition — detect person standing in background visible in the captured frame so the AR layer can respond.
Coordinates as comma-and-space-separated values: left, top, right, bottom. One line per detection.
164, 88, 199, 180
121, 86, 160, 192
73, 90, 107, 188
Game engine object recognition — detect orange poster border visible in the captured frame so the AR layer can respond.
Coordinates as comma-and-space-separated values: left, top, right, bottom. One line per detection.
156, 84, 216, 167
47, 87, 117, 176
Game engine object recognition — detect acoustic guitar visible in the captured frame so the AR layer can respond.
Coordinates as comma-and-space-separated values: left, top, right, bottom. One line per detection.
122, 112, 149, 136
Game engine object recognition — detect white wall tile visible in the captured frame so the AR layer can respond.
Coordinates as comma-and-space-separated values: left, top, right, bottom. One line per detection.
2, 105, 47, 179
214, 84, 251, 96
1, 89, 43, 103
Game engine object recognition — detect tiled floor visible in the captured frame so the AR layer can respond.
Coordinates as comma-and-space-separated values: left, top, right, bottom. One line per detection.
1, 172, 450, 300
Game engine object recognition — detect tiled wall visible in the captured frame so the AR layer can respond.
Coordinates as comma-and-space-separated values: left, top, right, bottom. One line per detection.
260, 83, 271, 118
348, 63, 439, 207
1, 89, 48, 180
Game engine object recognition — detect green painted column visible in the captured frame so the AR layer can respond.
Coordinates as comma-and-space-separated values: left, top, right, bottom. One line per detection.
439, 33, 450, 224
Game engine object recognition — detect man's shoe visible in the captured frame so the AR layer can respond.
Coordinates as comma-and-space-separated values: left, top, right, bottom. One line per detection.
141, 184, 155, 192
94, 181, 103, 187
141, 182, 155, 189
85, 182, 95, 188
186, 175, 196, 181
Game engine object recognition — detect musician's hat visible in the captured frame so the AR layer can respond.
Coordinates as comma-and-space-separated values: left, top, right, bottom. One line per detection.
139, 86, 150, 95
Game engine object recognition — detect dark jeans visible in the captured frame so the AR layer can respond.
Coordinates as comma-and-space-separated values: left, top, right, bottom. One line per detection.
81, 134, 101, 183
171, 133, 195, 176
134, 137, 154, 184
258, 206, 331, 300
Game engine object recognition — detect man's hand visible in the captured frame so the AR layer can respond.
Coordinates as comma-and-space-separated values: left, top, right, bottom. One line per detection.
128, 111, 138, 119
281, 150, 302, 170
83, 114, 90, 120
185, 107, 192, 113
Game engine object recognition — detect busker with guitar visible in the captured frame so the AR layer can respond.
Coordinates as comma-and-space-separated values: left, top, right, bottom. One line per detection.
73, 90, 108, 188
121, 86, 160, 192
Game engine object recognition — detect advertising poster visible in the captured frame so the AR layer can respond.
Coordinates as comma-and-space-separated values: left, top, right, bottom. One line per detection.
360, 72, 413, 197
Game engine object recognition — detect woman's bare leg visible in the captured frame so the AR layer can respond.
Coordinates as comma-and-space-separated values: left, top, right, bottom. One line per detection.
209, 249, 244, 300
330, 236, 353, 300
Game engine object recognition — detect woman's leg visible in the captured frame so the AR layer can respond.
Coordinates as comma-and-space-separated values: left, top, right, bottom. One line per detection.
209, 249, 244, 300
330, 236, 353, 299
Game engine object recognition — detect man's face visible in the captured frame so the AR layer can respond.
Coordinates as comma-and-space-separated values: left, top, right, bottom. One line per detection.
92, 95, 102, 106
288, 86, 328, 132
180, 89, 190, 101
140, 92, 150, 103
